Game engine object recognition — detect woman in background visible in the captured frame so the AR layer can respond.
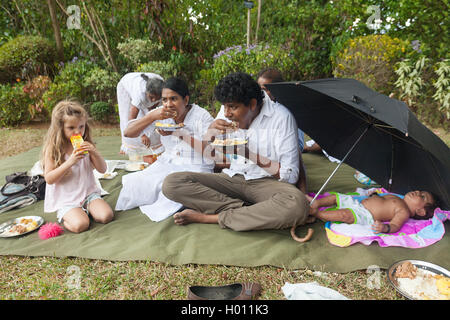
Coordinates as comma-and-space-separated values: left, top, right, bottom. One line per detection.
117, 72, 164, 154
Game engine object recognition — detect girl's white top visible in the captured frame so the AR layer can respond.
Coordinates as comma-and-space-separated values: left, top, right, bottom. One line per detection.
44, 154, 101, 212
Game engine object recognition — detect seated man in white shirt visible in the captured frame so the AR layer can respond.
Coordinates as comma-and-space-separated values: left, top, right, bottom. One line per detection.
161, 72, 309, 232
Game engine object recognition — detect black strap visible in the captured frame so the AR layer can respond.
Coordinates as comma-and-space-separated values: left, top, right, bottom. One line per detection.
1, 175, 43, 197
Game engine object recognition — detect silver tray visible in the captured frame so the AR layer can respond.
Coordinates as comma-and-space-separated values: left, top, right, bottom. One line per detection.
387, 259, 450, 300
0, 215, 44, 238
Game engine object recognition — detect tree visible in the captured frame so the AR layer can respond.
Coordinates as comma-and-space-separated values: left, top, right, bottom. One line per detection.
255, 0, 261, 44
55, 0, 118, 72
47, 0, 64, 61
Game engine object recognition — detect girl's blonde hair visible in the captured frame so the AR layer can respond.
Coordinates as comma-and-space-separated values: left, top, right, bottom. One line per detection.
41, 100, 93, 169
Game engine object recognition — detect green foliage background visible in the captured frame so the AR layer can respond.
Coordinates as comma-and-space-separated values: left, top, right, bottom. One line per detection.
0, 0, 448, 126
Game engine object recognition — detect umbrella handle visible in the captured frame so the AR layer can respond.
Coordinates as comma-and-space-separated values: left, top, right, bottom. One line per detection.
310, 125, 371, 206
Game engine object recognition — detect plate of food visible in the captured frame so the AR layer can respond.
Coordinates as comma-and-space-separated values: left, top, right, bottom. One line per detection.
0, 216, 44, 238
125, 161, 148, 172
387, 260, 450, 300
211, 138, 248, 147
155, 122, 184, 131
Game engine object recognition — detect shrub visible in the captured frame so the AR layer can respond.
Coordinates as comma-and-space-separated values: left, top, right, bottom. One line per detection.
258, 0, 357, 80
432, 59, 450, 120
90, 101, 113, 122
23, 75, 52, 120
195, 43, 297, 109
56, 59, 96, 84
394, 57, 430, 106
42, 59, 95, 113
42, 81, 82, 114
117, 38, 164, 69
166, 49, 201, 82
85, 67, 121, 103
332, 35, 416, 94
210, 44, 296, 80
392, 56, 449, 128
136, 60, 177, 80
195, 68, 219, 114
0, 36, 57, 83
0, 83, 32, 127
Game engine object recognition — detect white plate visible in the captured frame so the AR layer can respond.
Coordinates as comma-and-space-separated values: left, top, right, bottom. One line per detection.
0, 216, 44, 238
155, 122, 184, 132
125, 162, 148, 172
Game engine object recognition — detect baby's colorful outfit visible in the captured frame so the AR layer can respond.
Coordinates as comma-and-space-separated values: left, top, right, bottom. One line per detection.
333, 193, 374, 225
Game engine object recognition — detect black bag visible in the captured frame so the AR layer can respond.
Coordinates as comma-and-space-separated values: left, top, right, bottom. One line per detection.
0, 172, 46, 205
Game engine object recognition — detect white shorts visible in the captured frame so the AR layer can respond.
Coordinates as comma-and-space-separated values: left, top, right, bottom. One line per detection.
335, 193, 374, 225
57, 193, 102, 223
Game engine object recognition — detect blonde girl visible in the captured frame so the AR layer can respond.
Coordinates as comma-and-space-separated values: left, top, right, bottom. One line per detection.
42, 100, 113, 233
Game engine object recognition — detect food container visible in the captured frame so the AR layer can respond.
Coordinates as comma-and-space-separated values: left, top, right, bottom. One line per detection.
387, 260, 450, 300
70, 134, 88, 154
128, 150, 144, 162
0, 216, 44, 238
142, 145, 165, 164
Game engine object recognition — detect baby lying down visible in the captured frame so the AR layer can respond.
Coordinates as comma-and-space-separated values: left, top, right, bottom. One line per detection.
307, 190, 437, 234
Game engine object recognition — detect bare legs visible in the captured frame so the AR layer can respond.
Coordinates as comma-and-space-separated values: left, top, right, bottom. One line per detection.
305, 194, 355, 224
62, 199, 114, 233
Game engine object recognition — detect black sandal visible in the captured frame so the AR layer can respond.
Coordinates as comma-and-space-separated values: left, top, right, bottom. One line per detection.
187, 282, 262, 300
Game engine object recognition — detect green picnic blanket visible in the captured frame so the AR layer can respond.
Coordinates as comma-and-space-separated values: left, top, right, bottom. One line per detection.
0, 136, 448, 273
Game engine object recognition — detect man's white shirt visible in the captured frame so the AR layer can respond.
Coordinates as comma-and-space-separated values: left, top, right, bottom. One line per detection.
215, 93, 300, 184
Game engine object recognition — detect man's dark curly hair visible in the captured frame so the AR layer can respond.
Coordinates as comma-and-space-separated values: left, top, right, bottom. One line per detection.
214, 72, 264, 107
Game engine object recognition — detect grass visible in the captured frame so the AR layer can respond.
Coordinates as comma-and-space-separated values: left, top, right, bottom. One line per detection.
0, 257, 400, 300
0, 121, 120, 159
1, 120, 448, 300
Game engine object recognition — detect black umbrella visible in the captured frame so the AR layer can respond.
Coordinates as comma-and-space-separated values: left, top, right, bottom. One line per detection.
266, 78, 450, 209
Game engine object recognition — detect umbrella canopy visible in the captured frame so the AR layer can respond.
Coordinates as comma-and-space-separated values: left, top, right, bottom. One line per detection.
266, 78, 450, 209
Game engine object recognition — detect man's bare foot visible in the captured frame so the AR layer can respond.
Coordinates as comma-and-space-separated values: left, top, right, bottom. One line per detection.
119, 150, 125, 155
305, 194, 314, 203
173, 209, 219, 225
